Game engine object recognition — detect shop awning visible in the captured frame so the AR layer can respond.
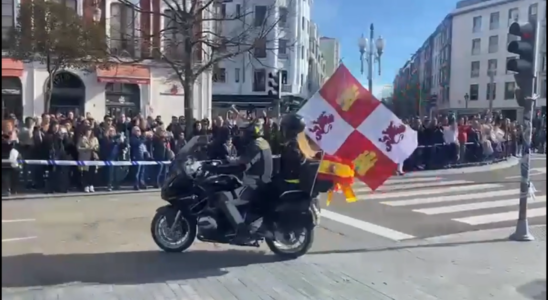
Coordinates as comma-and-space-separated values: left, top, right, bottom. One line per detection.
96, 65, 150, 85
2, 58, 24, 77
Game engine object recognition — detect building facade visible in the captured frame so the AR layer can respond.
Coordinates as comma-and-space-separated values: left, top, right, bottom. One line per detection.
306, 22, 326, 95
392, 0, 546, 121
210, 0, 312, 111
2, 0, 213, 121
319, 37, 340, 78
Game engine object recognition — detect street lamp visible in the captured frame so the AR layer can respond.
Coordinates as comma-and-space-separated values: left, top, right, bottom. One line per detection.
464, 93, 470, 109
358, 23, 385, 94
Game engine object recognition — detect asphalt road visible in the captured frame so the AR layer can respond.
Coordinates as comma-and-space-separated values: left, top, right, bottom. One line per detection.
2, 193, 397, 299
324, 154, 546, 240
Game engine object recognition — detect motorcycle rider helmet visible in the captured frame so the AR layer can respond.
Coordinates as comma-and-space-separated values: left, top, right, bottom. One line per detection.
280, 113, 306, 140
238, 119, 263, 145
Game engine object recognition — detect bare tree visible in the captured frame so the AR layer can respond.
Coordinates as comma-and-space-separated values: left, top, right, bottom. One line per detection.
6, 0, 110, 113
117, 0, 294, 134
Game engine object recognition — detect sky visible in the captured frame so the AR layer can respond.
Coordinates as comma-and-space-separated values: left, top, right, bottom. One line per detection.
312, 0, 459, 98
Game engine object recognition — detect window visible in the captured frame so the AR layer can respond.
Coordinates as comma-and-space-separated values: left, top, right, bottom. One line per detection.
52, 0, 77, 11
473, 16, 482, 32
489, 12, 500, 30
254, 38, 266, 58
301, 45, 304, 59
471, 38, 481, 55
254, 6, 267, 27
486, 82, 497, 100
2, 0, 14, 45
528, 3, 538, 19
488, 35, 498, 53
212, 67, 226, 83
278, 39, 288, 57
279, 7, 288, 27
164, 10, 184, 59
504, 82, 515, 99
508, 8, 519, 25
469, 84, 479, 101
487, 59, 497, 76
471, 61, 480, 78
541, 79, 546, 98
236, 4, 241, 17
506, 56, 517, 73
300, 74, 304, 86
253, 69, 266, 91
235, 68, 240, 83
301, 17, 305, 30
111, 3, 136, 56
280, 70, 288, 84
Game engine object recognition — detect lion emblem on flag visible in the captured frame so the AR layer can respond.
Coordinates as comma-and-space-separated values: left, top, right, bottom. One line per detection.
309, 111, 334, 141
378, 121, 406, 152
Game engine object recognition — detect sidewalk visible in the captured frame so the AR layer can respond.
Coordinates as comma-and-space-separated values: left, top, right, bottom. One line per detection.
2, 226, 545, 300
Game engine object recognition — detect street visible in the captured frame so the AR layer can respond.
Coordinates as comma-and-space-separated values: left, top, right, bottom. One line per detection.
2, 177, 546, 299
324, 154, 546, 240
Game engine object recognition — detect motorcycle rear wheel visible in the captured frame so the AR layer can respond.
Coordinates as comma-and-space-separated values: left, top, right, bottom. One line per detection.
151, 209, 197, 253
265, 226, 315, 259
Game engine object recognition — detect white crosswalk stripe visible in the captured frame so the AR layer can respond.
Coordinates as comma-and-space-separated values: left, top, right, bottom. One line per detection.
350, 176, 546, 227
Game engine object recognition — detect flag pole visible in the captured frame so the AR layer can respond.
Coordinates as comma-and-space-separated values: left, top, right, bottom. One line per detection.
309, 150, 326, 197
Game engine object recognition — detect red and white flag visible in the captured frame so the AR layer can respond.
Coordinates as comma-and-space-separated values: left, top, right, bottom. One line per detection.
298, 64, 417, 191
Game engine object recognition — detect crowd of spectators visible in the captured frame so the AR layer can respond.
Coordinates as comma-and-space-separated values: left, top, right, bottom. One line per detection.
2, 109, 545, 196
401, 111, 546, 171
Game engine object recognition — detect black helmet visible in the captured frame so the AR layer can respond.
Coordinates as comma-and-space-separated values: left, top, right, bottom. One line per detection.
239, 119, 263, 140
280, 113, 305, 140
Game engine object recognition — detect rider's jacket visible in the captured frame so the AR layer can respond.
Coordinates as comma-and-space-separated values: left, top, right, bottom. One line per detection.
231, 137, 272, 188
279, 138, 305, 184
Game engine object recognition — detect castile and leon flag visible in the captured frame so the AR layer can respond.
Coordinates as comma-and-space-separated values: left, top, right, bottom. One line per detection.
298, 64, 418, 192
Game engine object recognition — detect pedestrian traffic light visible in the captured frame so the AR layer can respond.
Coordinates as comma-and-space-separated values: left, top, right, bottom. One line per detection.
267, 71, 282, 98
507, 17, 538, 99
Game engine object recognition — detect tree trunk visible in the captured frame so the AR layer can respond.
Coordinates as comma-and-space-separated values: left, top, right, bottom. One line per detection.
183, 79, 194, 138
45, 72, 54, 115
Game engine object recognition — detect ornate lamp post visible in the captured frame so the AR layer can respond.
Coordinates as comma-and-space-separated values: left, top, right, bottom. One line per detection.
358, 23, 385, 94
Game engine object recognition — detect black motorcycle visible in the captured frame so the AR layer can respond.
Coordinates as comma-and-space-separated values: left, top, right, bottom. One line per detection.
151, 136, 326, 259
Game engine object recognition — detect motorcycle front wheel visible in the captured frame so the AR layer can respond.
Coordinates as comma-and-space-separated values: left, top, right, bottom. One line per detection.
265, 226, 315, 259
151, 208, 197, 253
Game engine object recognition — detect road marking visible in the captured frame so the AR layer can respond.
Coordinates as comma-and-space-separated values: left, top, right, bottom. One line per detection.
353, 180, 471, 193
2, 236, 37, 243
357, 183, 502, 200
413, 196, 546, 215
2, 219, 35, 223
321, 209, 415, 241
382, 177, 440, 184
381, 189, 521, 207
453, 207, 546, 225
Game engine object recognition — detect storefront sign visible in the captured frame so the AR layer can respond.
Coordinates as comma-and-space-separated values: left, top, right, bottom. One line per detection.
160, 84, 184, 96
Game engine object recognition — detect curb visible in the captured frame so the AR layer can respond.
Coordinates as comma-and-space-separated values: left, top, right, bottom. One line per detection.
402, 157, 519, 177
3, 188, 160, 201
3, 158, 519, 201
417, 225, 546, 244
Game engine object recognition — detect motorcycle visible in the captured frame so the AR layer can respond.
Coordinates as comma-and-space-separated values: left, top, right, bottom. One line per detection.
151, 136, 327, 259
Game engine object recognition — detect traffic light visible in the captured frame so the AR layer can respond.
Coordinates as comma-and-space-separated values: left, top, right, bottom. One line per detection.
267, 71, 282, 98
506, 17, 539, 100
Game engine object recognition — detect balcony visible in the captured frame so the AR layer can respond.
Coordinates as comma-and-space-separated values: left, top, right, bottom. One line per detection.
281, 84, 292, 93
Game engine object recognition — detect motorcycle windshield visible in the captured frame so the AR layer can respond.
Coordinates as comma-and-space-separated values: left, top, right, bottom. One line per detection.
167, 135, 211, 178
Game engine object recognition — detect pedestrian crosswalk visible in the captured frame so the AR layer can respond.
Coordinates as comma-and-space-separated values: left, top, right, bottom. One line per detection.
330, 176, 546, 237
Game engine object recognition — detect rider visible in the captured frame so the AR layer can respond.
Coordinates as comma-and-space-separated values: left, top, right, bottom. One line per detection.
278, 113, 312, 190
213, 119, 273, 240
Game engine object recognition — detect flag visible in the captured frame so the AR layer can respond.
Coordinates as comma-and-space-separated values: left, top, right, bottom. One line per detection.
317, 154, 356, 206
298, 64, 418, 191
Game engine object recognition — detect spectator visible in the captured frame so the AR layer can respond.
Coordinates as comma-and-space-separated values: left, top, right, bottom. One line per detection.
77, 126, 99, 193
130, 126, 149, 190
